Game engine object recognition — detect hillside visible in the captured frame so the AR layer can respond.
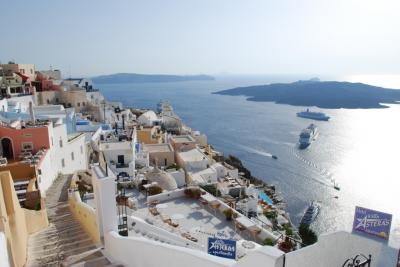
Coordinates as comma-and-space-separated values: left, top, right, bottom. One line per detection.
213, 80, 400, 109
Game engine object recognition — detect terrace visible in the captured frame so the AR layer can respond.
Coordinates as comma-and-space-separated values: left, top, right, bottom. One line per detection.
122, 186, 275, 254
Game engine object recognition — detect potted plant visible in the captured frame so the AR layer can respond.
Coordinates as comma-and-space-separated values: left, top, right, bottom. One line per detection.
223, 209, 234, 221
278, 236, 294, 253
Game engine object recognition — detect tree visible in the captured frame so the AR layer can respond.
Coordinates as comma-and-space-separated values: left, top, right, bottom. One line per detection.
298, 224, 318, 247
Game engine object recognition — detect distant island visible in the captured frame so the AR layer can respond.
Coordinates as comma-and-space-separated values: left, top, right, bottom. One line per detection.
93, 73, 215, 84
213, 79, 400, 109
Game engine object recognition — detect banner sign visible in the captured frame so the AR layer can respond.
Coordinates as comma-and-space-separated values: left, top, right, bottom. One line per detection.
353, 206, 392, 240
207, 237, 236, 260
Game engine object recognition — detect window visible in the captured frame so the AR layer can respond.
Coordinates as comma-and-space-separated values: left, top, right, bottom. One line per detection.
82, 102, 85, 106
59, 139, 63, 148
77, 102, 80, 107
117, 155, 124, 164
56, 98, 59, 103
71, 152, 74, 161
30, 69, 33, 74
22, 142, 34, 151
61, 158, 65, 168
80, 145, 83, 154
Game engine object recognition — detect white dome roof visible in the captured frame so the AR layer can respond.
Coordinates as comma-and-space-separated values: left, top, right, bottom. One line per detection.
138, 110, 158, 126
146, 168, 178, 191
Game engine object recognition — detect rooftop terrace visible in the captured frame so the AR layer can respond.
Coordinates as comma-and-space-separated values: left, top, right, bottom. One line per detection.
143, 143, 174, 153
170, 135, 196, 143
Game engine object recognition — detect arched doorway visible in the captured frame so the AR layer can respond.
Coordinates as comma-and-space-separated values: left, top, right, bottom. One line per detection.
1, 138, 14, 159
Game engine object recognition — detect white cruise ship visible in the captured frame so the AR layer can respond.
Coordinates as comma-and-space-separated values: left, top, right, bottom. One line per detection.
296, 109, 330, 121
299, 124, 318, 148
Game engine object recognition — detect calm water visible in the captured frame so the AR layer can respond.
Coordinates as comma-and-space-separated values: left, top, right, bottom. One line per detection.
99, 76, 400, 247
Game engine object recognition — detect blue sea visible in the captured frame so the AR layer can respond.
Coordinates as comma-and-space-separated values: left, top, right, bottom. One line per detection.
99, 75, 400, 247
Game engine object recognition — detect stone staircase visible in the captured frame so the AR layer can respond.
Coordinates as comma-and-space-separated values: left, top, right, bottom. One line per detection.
26, 175, 124, 267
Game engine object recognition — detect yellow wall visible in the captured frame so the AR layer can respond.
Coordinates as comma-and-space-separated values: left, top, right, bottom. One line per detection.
0, 171, 48, 267
24, 198, 48, 234
68, 173, 101, 244
137, 128, 159, 144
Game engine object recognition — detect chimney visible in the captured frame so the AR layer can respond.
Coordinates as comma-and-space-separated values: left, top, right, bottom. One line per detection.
29, 102, 35, 124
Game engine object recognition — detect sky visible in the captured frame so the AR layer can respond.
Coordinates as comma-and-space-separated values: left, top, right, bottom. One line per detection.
0, 0, 399, 78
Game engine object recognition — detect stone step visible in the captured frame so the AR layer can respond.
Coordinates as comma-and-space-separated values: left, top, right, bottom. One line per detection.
28, 237, 93, 253
62, 248, 104, 266
28, 244, 97, 264
26, 174, 124, 267
33, 223, 83, 237
29, 240, 96, 258
68, 256, 110, 267
29, 231, 90, 245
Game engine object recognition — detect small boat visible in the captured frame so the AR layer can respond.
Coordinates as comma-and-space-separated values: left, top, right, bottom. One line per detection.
300, 201, 320, 226
272, 155, 278, 160
333, 182, 340, 191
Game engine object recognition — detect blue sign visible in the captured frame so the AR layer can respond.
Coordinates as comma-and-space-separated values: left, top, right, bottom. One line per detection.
353, 206, 392, 240
207, 237, 236, 260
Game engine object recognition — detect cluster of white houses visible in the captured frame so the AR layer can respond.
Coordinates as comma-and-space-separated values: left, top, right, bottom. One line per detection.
0, 62, 397, 267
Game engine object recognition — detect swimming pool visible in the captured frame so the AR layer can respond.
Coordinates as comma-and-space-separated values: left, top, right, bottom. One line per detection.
259, 191, 273, 205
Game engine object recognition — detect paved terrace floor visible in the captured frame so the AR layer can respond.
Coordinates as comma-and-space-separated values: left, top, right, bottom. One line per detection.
131, 196, 252, 249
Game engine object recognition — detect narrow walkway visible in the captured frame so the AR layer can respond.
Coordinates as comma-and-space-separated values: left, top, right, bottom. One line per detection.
26, 175, 123, 267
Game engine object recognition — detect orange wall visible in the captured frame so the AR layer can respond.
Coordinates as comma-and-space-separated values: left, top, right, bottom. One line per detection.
0, 125, 50, 159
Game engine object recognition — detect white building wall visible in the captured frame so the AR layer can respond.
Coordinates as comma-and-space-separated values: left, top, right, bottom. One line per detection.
92, 165, 118, 239
100, 141, 134, 176
167, 169, 186, 187
37, 150, 58, 193
35, 121, 88, 194
64, 134, 88, 173
0, 99, 8, 112
285, 231, 386, 267
0, 232, 10, 267
105, 231, 232, 267
86, 91, 104, 105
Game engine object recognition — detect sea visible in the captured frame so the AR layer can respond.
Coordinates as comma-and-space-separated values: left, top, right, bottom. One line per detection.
99, 75, 400, 247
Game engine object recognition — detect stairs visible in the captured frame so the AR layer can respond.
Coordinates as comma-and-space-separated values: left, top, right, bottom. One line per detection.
26, 175, 124, 267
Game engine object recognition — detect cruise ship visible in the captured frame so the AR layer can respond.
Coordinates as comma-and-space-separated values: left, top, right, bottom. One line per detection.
299, 124, 318, 149
300, 201, 320, 226
296, 109, 330, 121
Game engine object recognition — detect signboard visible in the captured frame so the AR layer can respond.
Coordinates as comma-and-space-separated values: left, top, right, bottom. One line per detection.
353, 206, 392, 240
207, 237, 236, 260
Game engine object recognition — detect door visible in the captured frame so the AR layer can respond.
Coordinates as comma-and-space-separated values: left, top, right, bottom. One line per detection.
117, 155, 124, 164
1, 138, 13, 159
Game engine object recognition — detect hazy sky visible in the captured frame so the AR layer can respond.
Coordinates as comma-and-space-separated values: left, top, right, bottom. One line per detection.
1, 0, 399, 77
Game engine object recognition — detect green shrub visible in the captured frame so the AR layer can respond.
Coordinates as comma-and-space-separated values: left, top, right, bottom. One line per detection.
263, 238, 274, 246
283, 225, 293, 236
200, 184, 221, 197
299, 224, 318, 247
264, 210, 277, 220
